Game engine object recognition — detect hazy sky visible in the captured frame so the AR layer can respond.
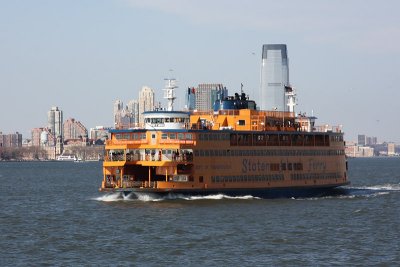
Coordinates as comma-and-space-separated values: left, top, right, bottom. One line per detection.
1, 0, 400, 142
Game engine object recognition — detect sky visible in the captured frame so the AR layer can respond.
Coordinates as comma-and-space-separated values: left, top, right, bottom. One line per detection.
1, 0, 400, 143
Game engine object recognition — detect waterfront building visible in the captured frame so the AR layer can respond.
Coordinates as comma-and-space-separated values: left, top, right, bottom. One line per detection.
48, 106, 63, 140
63, 118, 88, 141
138, 86, 155, 123
357, 134, 366, 146
188, 83, 227, 111
388, 143, 395, 156
260, 44, 289, 111
0, 132, 22, 147
89, 126, 111, 144
345, 142, 374, 157
31, 128, 56, 147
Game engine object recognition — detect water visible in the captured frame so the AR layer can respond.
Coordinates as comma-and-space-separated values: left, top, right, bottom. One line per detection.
0, 158, 399, 266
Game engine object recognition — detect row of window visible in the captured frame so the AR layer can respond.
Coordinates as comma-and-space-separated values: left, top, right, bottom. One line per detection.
210, 172, 342, 183
290, 172, 341, 180
114, 132, 344, 145
211, 174, 285, 183
161, 133, 193, 140
197, 132, 344, 145
198, 133, 230, 141
115, 133, 146, 140
193, 149, 345, 157
230, 133, 331, 147
145, 117, 190, 124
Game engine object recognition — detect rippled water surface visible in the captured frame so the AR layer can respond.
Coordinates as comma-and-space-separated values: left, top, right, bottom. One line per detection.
1, 158, 399, 266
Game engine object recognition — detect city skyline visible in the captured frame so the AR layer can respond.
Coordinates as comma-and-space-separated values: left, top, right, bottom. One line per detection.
1, 1, 400, 142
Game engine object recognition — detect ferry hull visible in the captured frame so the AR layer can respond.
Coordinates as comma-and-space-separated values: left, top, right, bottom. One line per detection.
101, 182, 350, 199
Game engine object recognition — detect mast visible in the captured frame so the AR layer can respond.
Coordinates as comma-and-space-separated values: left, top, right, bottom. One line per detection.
163, 78, 178, 111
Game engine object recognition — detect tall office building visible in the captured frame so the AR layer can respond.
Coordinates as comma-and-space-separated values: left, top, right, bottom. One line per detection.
260, 44, 289, 111
188, 83, 227, 111
138, 86, 155, 123
113, 100, 123, 125
127, 99, 139, 125
358, 134, 366, 146
48, 106, 63, 139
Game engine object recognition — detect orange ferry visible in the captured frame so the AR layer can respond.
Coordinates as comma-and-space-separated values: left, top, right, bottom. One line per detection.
100, 81, 349, 198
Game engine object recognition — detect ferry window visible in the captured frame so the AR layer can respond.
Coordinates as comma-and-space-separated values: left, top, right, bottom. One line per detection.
315, 135, 324, 146
238, 120, 245, 126
178, 133, 184, 140
169, 133, 176, 139
281, 163, 286, 171
324, 135, 330, 146
170, 118, 175, 122
230, 134, 237, 146
186, 133, 192, 140
161, 133, 168, 139
238, 134, 251, 146
132, 133, 138, 140
253, 134, 266, 146
124, 134, 130, 139
165, 118, 170, 123
141, 133, 146, 139
280, 134, 291, 146
199, 176, 204, 183
288, 163, 293, 171
304, 135, 314, 146
267, 134, 279, 146
115, 134, 122, 140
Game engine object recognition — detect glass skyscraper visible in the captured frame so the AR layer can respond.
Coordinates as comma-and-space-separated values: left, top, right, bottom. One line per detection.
47, 106, 63, 139
260, 44, 289, 111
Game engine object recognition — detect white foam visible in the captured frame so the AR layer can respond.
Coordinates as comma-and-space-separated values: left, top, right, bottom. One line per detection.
179, 194, 260, 201
347, 183, 400, 191
93, 192, 123, 202
94, 192, 261, 202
